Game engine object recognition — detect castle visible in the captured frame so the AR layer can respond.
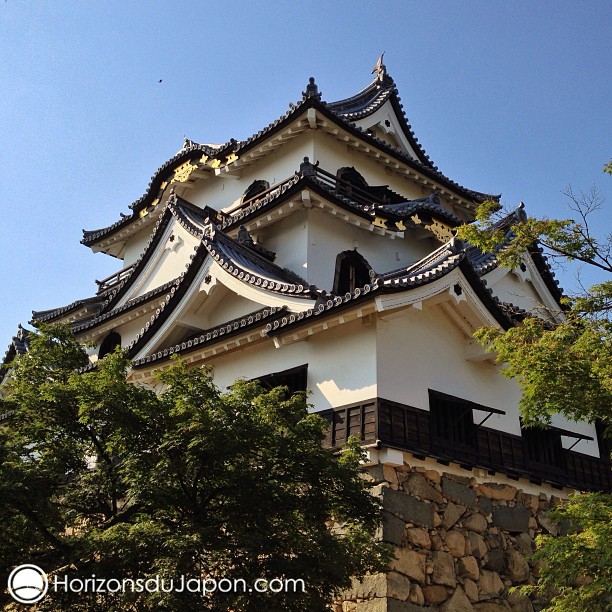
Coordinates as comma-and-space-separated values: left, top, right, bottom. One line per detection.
3, 60, 609, 609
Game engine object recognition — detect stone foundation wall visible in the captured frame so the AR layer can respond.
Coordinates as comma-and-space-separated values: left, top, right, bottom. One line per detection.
335, 462, 565, 611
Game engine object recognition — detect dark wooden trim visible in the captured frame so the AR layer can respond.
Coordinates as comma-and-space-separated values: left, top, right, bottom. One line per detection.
319, 398, 612, 492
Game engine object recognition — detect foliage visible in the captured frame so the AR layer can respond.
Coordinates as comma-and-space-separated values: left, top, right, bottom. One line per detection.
0, 324, 389, 611
521, 493, 612, 611
458, 163, 612, 611
456, 165, 612, 427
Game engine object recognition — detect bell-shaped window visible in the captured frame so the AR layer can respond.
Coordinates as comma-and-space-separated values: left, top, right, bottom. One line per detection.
98, 331, 122, 359
333, 250, 373, 295
241, 179, 270, 204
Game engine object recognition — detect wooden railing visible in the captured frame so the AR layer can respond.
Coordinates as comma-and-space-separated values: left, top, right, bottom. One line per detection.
95, 263, 136, 293
319, 398, 612, 493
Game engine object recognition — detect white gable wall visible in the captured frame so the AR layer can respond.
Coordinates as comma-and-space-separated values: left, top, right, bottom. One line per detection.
487, 268, 552, 314
352, 98, 420, 160
119, 218, 198, 306
255, 209, 309, 282
123, 225, 155, 267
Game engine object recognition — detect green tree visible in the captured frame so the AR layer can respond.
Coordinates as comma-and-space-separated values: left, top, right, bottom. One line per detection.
457, 162, 612, 611
0, 324, 389, 611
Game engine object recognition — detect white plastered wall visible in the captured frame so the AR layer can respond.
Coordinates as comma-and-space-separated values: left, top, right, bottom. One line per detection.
210, 317, 377, 412
179, 137, 316, 213
305, 207, 437, 291
255, 209, 309, 282
312, 131, 424, 200
376, 304, 523, 435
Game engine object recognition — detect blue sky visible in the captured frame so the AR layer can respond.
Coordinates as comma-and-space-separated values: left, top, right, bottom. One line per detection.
1, 1, 611, 350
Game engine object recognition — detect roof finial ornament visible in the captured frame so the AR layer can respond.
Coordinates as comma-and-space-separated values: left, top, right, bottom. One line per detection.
299, 156, 319, 177
238, 225, 254, 246
372, 53, 386, 78
515, 201, 527, 222
372, 53, 393, 86
302, 77, 321, 101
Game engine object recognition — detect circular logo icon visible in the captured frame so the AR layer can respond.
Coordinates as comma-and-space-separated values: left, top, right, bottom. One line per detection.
7, 564, 48, 604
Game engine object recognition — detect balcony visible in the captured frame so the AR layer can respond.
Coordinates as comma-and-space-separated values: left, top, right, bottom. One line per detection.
319, 398, 612, 493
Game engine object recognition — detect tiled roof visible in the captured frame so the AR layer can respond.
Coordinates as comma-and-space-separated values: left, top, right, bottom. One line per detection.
71, 279, 177, 334
0, 324, 31, 385
381, 239, 465, 288
170, 195, 317, 298
98, 206, 171, 313
132, 306, 285, 368
326, 72, 436, 170
82, 67, 500, 249
265, 235, 517, 337
32, 295, 106, 323
375, 194, 464, 227
125, 241, 209, 359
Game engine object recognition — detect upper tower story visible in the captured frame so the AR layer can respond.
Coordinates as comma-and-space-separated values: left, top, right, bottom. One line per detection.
80, 59, 495, 270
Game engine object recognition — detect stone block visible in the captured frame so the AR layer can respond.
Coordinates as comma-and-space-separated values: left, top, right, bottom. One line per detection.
536, 511, 558, 535
440, 586, 475, 612
442, 476, 476, 508
404, 472, 444, 503
474, 604, 510, 612
504, 549, 530, 582
484, 549, 506, 573
405, 527, 431, 550
388, 600, 433, 612
492, 506, 530, 533
422, 584, 449, 604
508, 588, 535, 612
408, 583, 425, 606
514, 533, 533, 556
382, 511, 406, 546
478, 496, 494, 515
430, 532, 443, 551
464, 578, 479, 602
479, 482, 517, 501
424, 469, 441, 484
445, 530, 466, 557
366, 464, 386, 483
463, 512, 488, 534
387, 571, 410, 601
457, 555, 480, 581
478, 570, 504, 598
468, 531, 489, 559
343, 573, 387, 599
383, 488, 434, 529
442, 501, 466, 529
392, 547, 427, 583
354, 598, 385, 612
384, 464, 400, 484
517, 491, 539, 514
432, 550, 457, 587
485, 530, 505, 550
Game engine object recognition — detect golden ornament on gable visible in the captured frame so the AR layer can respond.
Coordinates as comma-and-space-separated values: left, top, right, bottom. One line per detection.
426, 219, 454, 241
172, 161, 198, 183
